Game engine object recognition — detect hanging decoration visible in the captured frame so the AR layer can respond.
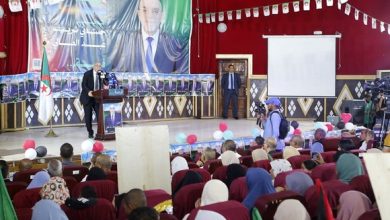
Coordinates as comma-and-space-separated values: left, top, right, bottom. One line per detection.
282, 3, 289, 14
293, 1, 300, 12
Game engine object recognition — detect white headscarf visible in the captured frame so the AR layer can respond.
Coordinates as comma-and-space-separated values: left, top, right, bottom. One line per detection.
251, 149, 269, 162
221, 151, 239, 166
200, 179, 228, 206
32, 199, 68, 220
171, 156, 189, 175
195, 210, 226, 220
274, 199, 310, 220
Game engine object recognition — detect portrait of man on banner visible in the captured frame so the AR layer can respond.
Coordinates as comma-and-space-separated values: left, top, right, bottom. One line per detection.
177, 74, 189, 95
28, 73, 40, 98
164, 75, 177, 96
137, 74, 151, 96
18, 74, 28, 101
50, 72, 62, 98
151, 73, 164, 96
103, 103, 122, 134
61, 73, 80, 98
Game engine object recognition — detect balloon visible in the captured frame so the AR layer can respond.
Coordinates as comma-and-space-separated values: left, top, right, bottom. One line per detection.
325, 124, 333, 132
314, 122, 323, 130
25, 148, 37, 160
93, 141, 104, 153
213, 130, 224, 140
289, 126, 294, 135
251, 128, 261, 138
291, 121, 299, 129
320, 124, 328, 133
23, 139, 36, 150
187, 134, 197, 144
293, 128, 302, 136
340, 113, 352, 124
35, 146, 47, 157
345, 122, 355, 130
175, 133, 187, 144
219, 122, 228, 132
223, 130, 234, 140
81, 139, 94, 153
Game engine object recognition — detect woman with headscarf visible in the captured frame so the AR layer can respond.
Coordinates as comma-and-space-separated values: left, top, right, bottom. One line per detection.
224, 164, 246, 189
336, 153, 364, 184
32, 199, 68, 220
242, 168, 275, 210
199, 179, 229, 206
285, 172, 314, 196
86, 166, 107, 181
337, 191, 372, 220
251, 149, 269, 162
334, 139, 356, 162
27, 171, 50, 189
171, 156, 189, 175
40, 176, 70, 205
172, 170, 202, 197
220, 151, 239, 166
274, 199, 310, 220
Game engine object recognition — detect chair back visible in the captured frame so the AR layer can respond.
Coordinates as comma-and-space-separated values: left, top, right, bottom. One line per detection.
171, 169, 210, 193
6, 181, 27, 200
71, 180, 116, 202
350, 175, 375, 203
187, 201, 250, 220
239, 155, 253, 167
13, 169, 41, 184
62, 198, 116, 220
274, 170, 305, 188
15, 208, 33, 220
173, 183, 205, 220
212, 166, 228, 182
13, 188, 42, 208
62, 165, 89, 182
252, 159, 271, 171
62, 176, 78, 193
322, 137, 341, 151
203, 159, 222, 174
106, 171, 118, 191
187, 162, 199, 169
287, 155, 311, 169
320, 151, 336, 163
311, 163, 337, 182
144, 189, 172, 207
229, 177, 248, 202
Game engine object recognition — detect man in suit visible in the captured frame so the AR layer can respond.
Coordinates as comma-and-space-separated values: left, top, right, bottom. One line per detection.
221, 64, 241, 119
164, 76, 176, 95
130, 0, 188, 73
28, 74, 40, 97
104, 105, 122, 133
4, 78, 17, 97
152, 75, 163, 95
62, 74, 78, 91
138, 76, 150, 96
80, 62, 107, 138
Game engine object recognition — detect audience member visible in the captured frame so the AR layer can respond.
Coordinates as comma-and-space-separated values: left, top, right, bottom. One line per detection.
65, 185, 97, 210
27, 171, 50, 189
171, 156, 189, 175
301, 160, 319, 173
220, 151, 239, 166
90, 152, 102, 168
95, 154, 112, 174
336, 153, 364, 184
263, 97, 285, 150
263, 137, 277, 159
196, 147, 216, 167
219, 140, 241, 158
32, 199, 68, 220
283, 142, 301, 160
336, 191, 372, 220
0, 160, 10, 182
274, 199, 310, 220
311, 128, 326, 156
249, 135, 265, 151
172, 170, 202, 197
47, 159, 63, 177
127, 207, 159, 220
285, 172, 313, 196
242, 168, 275, 210
224, 164, 246, 189
123, 188, 147, 217
40, 176, 70, 205
86, 167, 107, 181
333, 139, 355, 162
289, 135, 305, 150
251, 148, 269, 162
196, 179, 228, 208
193, 210, 226, 220
18, 158, 33, 172
359, 130, 374, 151
60, 143, 75, 166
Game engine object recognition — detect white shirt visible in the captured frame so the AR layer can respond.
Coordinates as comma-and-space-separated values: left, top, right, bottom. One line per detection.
93, 70, 97, 90
142, 29, 159, 60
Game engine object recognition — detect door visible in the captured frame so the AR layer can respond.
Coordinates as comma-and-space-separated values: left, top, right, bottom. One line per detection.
217, 59, 248, 119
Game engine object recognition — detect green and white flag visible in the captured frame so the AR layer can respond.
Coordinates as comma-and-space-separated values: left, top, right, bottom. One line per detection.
38, 45, 54, 125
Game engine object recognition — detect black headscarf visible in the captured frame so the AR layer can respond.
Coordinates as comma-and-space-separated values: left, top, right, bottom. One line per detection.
172, 170, 202, 197
86, 167, 107, 181
224, 164, 246, 189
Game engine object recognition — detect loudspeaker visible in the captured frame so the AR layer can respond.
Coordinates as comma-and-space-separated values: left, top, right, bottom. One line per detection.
340, 99, 366, 125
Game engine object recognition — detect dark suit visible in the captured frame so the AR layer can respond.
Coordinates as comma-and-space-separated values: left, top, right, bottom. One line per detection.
62, 80, 79, 91
221, 72, 241, 118
104, 112, 122, 133
164, 79, 177, 95
152, 79, 163, 95
137, 80, 150, 96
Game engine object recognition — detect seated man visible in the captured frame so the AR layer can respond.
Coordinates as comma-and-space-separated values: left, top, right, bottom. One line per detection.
283, 135, 302, 159
18, 158, 33, 172
60, 143, 75, 166
47, 159, 63, 177
95, 154, 112, 174
123, 188, 147, 217
218, 140, 241, 159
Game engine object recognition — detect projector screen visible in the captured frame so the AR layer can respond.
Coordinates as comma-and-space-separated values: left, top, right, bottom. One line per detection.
267, 35, 337, 97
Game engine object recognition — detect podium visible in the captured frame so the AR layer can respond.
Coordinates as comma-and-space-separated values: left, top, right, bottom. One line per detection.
92, 89, 128, 140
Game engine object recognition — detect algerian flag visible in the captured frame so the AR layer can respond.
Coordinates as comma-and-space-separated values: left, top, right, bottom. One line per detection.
0, 172, 17, 220
38, 44, 54, 125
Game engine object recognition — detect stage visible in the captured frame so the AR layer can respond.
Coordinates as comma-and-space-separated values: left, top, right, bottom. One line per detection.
0, 118, 315, 161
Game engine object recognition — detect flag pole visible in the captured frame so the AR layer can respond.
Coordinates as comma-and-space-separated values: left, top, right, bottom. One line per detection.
45, 118, 57, 137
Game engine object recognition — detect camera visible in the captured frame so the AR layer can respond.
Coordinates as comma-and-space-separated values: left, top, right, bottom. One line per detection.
254, 101, 267, 115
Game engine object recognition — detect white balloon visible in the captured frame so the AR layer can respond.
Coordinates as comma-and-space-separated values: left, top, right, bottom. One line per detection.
213, 130, 224, 141
345, 122, 355, 130
25, 148, 37, 160
81, 139, 94, 152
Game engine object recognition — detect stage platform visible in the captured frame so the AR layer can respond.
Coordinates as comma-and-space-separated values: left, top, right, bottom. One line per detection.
0, 118, 315, 161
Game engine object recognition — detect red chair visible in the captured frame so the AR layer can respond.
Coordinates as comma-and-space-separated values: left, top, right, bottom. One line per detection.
358, 208, 381, 220
62, 165, 89, 182
111, 163, 117, 171
13, 188, 42, 208
203, 159, 222, 174
239, 155, 253, 168
71, 180, 116, 202
212, 166, 228, 182
270, 151, 283, 159
171, 169, 210, 193
6, 181, 27, 200
187, 162, 199, 169
287, 155, 311, 169
160, 213, 179, 220
322, 137, 341, 151
229, 177, 248, 202
144, 189, 172, 207
236, 148, 250, 156
106, 171, 118, 191
320, 151, 336, 163
186, 201, 250, 220
13, 169, 41, 184
63, 176, 78, 193
15, 208, 33, 220
350, 175, 375, 203
298, 149, 311, 155
305, 179, 352, 218
62, 198, 116, 220
173, 183, 205, 220
274, 170, 306, 188
255, 191, 306, 220
311, 163, 337, 182
252, 159, 271, 171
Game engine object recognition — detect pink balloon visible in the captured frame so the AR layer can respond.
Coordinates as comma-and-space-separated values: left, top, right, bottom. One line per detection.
93, 141, 104, 153
340, 113, 352, 124
186, 134, 197, 144
325, 124, 334, 132
293, 128, 302, 136
219, 122, 228, 132
23, 139, 36, 150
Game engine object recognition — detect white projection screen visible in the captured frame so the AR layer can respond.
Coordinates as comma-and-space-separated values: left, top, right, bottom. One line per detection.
266, 35, 338, 97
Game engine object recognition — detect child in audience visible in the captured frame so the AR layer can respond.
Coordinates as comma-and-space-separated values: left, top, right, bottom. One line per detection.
359, 130, 374, 151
